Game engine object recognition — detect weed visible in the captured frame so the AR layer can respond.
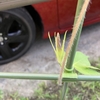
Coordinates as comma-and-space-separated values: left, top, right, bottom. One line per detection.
33, 81, 60, 100
18, 97, 29, 100
38, 82, 47, 89
10, 92, 19, 100
0, 90, 4, 100
10, 92, 29, 100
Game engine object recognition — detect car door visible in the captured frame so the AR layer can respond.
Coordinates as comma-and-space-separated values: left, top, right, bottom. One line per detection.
57, 0, 77, 29
58, 0, 100, 29
33, 0, 58, 32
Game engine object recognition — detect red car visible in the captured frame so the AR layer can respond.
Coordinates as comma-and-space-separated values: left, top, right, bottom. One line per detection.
0, 0, 100, 64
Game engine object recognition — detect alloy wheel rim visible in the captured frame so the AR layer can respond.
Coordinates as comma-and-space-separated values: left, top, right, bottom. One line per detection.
0, 12, 29, 61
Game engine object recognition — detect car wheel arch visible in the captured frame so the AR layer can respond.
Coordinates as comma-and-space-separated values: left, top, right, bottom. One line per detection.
24, 5, 44, 37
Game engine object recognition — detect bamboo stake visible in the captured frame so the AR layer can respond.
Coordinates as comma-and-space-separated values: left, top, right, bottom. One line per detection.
65, 0, 90, 70
58, 0, 90, 85
60, 0, 90, 99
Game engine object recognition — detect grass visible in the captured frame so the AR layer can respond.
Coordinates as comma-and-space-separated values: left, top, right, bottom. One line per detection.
0, 59, 100, 100
32, 58, 100, 100
33, 81, 61, 100
0, 90, 29, 100
0, 90, 4, 99
64, 58, 100, 100
1, 81, 100, 100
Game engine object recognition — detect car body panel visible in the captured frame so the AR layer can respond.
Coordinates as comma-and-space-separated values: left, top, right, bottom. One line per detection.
58, 0, 77, 29
32, 0, 100, 38
33, 0, 58, 31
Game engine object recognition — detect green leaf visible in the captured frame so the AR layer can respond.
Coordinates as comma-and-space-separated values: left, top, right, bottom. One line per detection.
85, 66, 100, 70
75, 64, 100, 75
74, 51, 90, 66
73, 51, 100, 75
48, 32, 66, 65
62, 31, 67, 51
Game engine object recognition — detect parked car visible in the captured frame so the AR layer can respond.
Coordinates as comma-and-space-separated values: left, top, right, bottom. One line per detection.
0, 0, 100, 64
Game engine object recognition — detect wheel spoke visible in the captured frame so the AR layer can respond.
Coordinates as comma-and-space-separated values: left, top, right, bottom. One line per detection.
7, 34, 29, 43
0, 44, 13, 59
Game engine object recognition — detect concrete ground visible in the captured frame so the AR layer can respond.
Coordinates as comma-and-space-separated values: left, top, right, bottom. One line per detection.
0, 23, 100, 97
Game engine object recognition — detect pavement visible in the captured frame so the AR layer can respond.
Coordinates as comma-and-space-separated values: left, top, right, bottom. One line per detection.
0, 23, 100, 97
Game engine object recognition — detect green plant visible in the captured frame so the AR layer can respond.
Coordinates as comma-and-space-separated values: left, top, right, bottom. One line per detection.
18, 97, 29, 100
34, 88, 44, 99
48, 0, 100, 84
73, 95, 81, 100
10, 92, 29, 100
10, 92, 19, 100
34, 82, 46, 99
38, 82, 47, 89
48, 0, 100, 99
0, 0, 99, 100
34, 82, 60, 100
0, 90, 4, 100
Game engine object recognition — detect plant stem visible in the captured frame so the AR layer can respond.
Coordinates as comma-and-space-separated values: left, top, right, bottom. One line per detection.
0, 73, 100, 81
66, 0, 85, 70
58, 0, 90, 85
61, 82, 67, 100
59, 0, 84, 100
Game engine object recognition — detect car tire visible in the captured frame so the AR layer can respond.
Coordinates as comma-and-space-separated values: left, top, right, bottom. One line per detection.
0, 8, 36, 64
